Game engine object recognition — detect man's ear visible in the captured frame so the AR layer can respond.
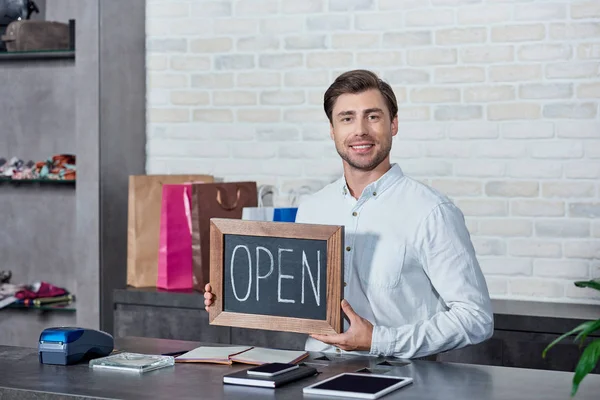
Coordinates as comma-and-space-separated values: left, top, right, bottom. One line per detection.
329, 123, 335, 140
391, 115, 399, 138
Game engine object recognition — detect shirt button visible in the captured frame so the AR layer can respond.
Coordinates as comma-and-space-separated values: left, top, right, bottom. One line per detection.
343, 282, 347, 287
352, 211, 357, 216
346, 246, 351, 251
373, 191, 377, 196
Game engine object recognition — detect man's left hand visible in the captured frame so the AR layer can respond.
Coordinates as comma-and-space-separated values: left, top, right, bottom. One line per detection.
310, 299, 373, 352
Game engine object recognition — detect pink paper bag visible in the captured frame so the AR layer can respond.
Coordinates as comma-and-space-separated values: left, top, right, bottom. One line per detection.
157, 183, 193, 290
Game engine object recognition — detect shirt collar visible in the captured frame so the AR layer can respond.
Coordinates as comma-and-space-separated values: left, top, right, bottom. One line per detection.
341, 163, 404, 198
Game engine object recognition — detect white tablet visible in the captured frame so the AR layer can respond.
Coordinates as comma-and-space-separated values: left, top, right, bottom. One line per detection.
302, 372, 413, 399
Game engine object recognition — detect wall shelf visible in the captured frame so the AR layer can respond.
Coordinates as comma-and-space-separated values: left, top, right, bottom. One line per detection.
0, 19, 76, 62
0, 178, 75, 185
6, 301, 76, 312
0, 50, 75, 61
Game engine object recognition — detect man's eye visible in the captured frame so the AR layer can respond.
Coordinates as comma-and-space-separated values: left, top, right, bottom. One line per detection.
341, 117, 351, 122
368, 115, 379, 121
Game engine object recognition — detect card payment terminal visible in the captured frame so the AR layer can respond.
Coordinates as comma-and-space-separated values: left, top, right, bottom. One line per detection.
38, 327, 114, 365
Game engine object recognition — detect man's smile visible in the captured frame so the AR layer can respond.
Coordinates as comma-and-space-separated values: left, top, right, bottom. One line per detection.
349, 143, 375, 154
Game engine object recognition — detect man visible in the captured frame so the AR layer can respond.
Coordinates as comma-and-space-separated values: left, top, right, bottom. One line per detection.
205, 69, 493, 360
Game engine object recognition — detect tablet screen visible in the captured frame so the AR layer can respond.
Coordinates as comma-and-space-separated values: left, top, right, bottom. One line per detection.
312, 374, 407, 394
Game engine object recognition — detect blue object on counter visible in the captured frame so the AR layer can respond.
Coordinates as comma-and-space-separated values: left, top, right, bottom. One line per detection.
38, 327, 114, 365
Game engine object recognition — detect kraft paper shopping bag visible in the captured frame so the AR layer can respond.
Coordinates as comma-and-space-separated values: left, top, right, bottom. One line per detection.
127, 174, 213, 287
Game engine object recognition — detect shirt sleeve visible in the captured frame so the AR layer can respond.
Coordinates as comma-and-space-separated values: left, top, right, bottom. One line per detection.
369, 202, 494, 359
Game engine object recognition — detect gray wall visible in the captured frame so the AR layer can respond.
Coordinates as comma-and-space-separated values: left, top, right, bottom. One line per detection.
98, 0, 147, 334
75, 0, 147, 335
74, 0, 101, 334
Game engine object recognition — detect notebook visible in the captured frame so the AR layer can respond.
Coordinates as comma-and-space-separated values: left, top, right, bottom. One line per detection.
223, 365, 318, 388
230, 347, 309, 365
175, 346, 308, 365
175, 346, 251, 365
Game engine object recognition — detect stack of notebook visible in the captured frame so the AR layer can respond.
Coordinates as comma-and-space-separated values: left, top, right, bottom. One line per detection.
222, 365, 318, 388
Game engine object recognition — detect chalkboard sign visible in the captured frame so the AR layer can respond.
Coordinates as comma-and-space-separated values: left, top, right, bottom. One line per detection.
208, 218, 344, 335
223, 234, 328, 320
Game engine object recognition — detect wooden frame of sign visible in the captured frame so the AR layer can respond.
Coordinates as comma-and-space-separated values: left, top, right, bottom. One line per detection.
208, 218, 344, 335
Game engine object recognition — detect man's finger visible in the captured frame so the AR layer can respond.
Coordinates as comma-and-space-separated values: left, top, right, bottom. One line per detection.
204, 283, 211, 292
341, 299, 358, 323
310, 333, 342, 345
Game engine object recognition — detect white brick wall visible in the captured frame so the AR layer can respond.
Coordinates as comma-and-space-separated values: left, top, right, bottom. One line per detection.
146, 0, 600, 305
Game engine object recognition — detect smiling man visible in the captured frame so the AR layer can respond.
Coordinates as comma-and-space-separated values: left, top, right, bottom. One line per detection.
296, 69, 493, 359
205, 69, 493, 360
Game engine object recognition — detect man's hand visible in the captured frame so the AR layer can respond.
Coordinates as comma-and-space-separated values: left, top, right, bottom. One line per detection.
203, 283, 215, 312
310, 299, 373, 352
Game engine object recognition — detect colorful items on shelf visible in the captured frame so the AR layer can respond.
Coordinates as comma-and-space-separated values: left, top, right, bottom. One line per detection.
0, 271, 74, 310
0, 154, 76, 181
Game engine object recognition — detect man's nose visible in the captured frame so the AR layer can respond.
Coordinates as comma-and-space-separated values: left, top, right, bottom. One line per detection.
355, 118, 368, 136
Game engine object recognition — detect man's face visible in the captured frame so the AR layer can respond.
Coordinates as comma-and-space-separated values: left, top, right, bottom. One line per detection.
330, 89, 398, 172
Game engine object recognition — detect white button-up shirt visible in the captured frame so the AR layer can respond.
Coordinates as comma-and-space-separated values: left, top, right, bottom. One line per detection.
295, 164, 494, 359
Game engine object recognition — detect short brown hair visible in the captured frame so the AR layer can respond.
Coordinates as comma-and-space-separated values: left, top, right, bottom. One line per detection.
323, 69, 398, 124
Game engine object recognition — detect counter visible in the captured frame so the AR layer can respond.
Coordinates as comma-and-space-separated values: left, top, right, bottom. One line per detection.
113, 287, 600, 374
1, 336, 599, 399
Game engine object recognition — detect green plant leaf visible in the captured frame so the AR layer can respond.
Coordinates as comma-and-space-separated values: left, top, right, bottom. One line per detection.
543, 321, 596, 358
571, 339, 600, 397
574, 320, 600, 347
574, 279, 600, 292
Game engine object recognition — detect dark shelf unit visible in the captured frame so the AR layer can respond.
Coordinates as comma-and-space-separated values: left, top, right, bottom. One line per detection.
0, 1, 146, 347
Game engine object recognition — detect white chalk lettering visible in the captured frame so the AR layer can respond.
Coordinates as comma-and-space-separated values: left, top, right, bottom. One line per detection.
301, 250, 320, 306
230, 245, 252, 302
277, 248, 295, 303
255, 246, 274, 301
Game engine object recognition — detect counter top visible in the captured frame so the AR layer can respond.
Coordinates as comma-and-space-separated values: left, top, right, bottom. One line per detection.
491, 298, 600, 321
1, 336, 599, 400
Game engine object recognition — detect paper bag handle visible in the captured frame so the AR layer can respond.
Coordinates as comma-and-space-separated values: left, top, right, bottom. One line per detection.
257, 184, 274, 207
216, 187, 242, 210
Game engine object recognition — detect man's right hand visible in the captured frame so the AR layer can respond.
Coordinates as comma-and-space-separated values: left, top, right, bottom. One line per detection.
203, 283, 215, 312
